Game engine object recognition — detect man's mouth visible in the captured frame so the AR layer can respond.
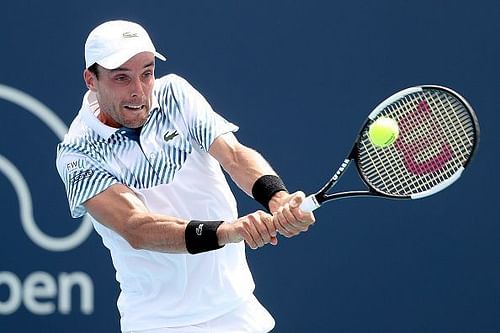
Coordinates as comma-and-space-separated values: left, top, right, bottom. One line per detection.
124, 104, 145, 111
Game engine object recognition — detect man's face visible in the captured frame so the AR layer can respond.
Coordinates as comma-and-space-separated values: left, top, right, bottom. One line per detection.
85, 52, 156, 128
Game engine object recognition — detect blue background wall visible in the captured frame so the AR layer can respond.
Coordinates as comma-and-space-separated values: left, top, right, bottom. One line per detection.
1, 1, 498, 332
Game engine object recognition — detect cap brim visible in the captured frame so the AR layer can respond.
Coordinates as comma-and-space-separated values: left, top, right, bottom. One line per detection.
97, 49, 166, 69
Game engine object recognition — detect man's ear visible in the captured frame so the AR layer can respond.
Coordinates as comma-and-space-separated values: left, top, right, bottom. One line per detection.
83, 69, 97, 91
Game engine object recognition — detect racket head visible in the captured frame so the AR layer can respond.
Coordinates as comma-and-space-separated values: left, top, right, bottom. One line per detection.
353, 85, 479, 199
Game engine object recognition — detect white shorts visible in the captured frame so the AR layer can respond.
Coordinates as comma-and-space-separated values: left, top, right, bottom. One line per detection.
125, 294, 275, 333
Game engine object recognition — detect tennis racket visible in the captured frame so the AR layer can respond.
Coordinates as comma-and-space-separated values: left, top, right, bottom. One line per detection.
300, 85, 480, 212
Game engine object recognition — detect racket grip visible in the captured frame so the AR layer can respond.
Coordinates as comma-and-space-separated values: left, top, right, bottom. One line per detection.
300, 195, 320, 212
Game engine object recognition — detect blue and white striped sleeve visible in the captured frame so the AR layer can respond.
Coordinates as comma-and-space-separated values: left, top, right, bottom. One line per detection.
56, 144, 118, 218
166, 74, 239, 151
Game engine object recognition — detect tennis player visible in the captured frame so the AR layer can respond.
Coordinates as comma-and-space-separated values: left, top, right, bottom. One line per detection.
55, 20, 315, 333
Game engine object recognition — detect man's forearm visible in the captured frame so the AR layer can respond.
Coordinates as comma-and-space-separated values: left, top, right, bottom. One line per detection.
209, 134, 277, 196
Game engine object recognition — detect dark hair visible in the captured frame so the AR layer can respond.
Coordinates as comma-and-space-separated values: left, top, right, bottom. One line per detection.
88, 63, 100, 79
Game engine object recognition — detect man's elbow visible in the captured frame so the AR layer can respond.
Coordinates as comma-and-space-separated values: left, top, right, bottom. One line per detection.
125, 234, 145, 250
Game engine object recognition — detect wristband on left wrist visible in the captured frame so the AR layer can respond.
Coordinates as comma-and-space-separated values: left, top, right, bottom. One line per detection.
185, 220, 224, 254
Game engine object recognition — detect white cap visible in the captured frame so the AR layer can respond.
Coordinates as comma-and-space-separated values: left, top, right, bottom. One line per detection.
85, 20, 166, 69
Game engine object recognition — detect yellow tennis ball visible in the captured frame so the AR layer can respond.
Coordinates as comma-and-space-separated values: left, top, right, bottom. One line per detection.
368, 117, 399, 148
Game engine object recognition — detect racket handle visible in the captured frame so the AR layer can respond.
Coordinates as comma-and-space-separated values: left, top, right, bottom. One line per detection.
300, 194, 321, 212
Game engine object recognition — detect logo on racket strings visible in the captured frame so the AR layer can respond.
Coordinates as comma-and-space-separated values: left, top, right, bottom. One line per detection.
395, 99, 453, 175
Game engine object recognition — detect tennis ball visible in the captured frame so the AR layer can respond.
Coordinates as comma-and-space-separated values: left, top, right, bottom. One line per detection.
368, 117, 399, 148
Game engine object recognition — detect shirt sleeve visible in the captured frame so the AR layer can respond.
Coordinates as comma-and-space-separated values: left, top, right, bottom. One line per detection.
165, 74, 239, 151
56, 145, 119, 218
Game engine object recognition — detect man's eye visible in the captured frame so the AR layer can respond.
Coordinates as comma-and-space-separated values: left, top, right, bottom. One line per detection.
115, 75, 128, 82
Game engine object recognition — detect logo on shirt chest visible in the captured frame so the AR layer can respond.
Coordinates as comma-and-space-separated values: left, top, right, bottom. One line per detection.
163, 130, 179, 142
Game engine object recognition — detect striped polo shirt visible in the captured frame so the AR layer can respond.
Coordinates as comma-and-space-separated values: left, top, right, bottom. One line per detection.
56, 74, 255, 331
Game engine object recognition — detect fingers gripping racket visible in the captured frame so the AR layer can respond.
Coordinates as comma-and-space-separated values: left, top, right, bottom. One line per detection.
300, 85, 480, 212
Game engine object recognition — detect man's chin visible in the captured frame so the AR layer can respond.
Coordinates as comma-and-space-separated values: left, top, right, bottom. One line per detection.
120, 111, 149, 128
123, 121, 146, 129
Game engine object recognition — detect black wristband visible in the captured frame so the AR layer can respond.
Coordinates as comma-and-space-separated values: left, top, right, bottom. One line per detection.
251, 175, 288, 211
185, 220, 224, 254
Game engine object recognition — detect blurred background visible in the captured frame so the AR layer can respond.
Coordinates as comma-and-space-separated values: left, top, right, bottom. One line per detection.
0, 1, 498, 332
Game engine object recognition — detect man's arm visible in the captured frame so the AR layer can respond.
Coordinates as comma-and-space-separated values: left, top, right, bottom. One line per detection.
209, 133, 315, 238
83, 183, 277, 253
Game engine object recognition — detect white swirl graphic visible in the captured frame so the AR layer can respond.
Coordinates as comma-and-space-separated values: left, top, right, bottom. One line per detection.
0, 84, 93, 252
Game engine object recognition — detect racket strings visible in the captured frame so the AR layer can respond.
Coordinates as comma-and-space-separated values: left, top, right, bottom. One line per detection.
425, 92, 475, 173
362, 98, 428, 194
397, 93, 470, 193
426, 93, 470, 163
361, 101, 410, 191
357, 89, 476, 197
392, 92, 472, 193
405, 94, 458, 177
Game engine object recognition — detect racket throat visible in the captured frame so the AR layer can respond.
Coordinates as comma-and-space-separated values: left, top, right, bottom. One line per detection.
301, 158, 353, 212
318, 158, 351, 194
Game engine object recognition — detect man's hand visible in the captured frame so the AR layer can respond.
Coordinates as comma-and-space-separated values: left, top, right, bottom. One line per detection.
268, 191, 316, 238
217, 211, 278, 249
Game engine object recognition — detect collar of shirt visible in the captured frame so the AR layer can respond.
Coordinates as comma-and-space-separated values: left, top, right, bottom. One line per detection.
80, 90, 160, 141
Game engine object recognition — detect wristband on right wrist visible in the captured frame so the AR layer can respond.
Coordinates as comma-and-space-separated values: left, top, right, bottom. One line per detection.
251, 174, 288, 211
